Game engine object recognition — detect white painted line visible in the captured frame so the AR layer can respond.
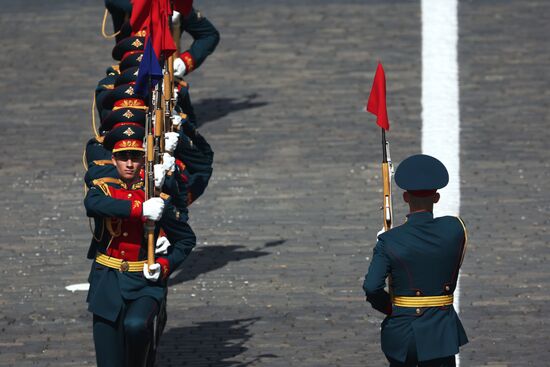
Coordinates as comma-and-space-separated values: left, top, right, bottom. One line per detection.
421, 0, 461, 364
66, 283, 90, 292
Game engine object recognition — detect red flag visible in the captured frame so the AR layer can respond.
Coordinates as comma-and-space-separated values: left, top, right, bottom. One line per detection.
366, 62, 390, 130
130, 0, 151, 33
130, 0, 176, 59
151, 0, 176, 59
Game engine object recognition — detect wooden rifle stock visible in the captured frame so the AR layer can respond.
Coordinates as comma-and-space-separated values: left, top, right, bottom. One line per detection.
381, 130, 394, 298
164, 56, 174, 132
145, 131, 155, 267
381, 130, 393, 231
154, 77, 164, 156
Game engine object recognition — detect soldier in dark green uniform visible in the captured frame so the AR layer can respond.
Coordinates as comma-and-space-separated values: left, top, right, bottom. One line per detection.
85, 124, 196, 366
363, 154, 468, 367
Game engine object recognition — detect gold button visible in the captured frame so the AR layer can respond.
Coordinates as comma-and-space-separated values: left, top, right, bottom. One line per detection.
445, 285, 450, 292
123, 232, 128, 237
120, 250, 126, 256
416, 291, 421, 296
416, 308, 421, 314
120, 261, 129, 272
128, 194, 132, 198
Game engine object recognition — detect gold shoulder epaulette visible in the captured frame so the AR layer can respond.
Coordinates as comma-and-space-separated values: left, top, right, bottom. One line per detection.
93, 177, 123, 186
92, 160, 113, 166
92, 177, 124, 196
131, 181, 144, 190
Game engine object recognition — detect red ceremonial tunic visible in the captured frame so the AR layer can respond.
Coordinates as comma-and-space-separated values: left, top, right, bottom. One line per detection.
105, 185, 145, 261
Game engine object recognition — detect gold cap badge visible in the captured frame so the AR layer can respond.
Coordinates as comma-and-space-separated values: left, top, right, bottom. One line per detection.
123, 110, 134, 119
123, 128, 135, 137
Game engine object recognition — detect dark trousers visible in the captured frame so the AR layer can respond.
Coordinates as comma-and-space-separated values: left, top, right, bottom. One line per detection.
93, 296, 159, 367
387, 336, 456, 367
388, 356, 455, 367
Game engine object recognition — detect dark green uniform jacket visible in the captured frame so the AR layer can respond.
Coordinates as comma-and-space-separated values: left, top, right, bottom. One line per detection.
84, 180, 196, 322
363, 211, 468, 362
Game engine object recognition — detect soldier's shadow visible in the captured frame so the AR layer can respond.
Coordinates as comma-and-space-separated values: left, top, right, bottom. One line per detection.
156, 317, 278, 366
193, 93, 268, 127
168, 240, 286, 286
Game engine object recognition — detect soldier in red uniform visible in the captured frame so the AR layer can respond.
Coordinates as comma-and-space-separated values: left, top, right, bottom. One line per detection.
84, 123, 196, 366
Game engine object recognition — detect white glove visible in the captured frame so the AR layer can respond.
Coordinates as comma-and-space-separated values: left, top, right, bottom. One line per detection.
174, 57, 186, 78
154, 164, 166, 189
143, 263, 161, 281
171, 112, 182, 129
171, 10, 181, 24
155, 236, 171, 255
142, 197, 165, 221
164, 132, 179, 153
377, 227, 386, 237
162, 152, 176, 172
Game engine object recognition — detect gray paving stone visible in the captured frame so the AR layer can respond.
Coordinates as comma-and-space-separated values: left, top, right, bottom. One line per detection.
0, 0, 548, 366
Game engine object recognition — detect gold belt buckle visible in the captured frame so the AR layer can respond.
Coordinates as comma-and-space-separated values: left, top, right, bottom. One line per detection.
120, 260, 129, 272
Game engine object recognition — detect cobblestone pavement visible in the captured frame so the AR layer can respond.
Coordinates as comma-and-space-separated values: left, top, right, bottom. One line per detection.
0, 0, 548, 366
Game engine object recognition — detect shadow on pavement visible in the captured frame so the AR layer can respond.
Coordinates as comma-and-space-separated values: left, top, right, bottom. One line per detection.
194, 93, 268, 127
156, 317, 277, 366
168, 240, 286, 286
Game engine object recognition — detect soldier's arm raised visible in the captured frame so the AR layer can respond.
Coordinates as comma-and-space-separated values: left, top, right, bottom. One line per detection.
84, 184, 142, 219
175, 9, 220, 77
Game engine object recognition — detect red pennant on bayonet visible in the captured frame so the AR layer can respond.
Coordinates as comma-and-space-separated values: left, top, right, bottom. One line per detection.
366, 62, 390, 131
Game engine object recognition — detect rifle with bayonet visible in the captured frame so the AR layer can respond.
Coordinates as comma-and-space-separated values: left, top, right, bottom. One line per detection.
144, 80, 156, 268
381, 130, 393, 231
366, 62, 394, 298
366, 62, 393, 232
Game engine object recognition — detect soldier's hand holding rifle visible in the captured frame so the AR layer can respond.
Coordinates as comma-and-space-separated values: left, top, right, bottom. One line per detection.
143, 263, 162, 281
164, 132, 179, 153
171, 112, 182, 129
143, 232, 170, 282
142, 197, 165, 281
155, 236, 171, 255
142, 198, 165, 221
153, 164, 166, 189
173, 57, 186, 79
162, 153, 175, 171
